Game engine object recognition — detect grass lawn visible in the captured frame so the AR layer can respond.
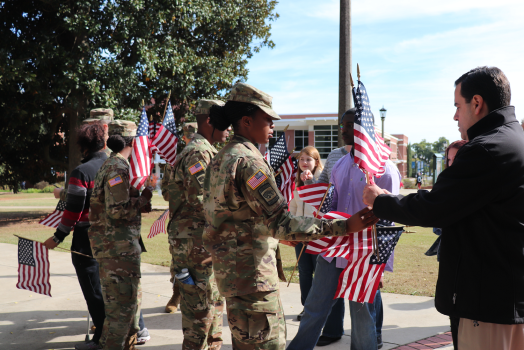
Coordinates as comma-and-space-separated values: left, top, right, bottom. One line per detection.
0, 202, 440, 297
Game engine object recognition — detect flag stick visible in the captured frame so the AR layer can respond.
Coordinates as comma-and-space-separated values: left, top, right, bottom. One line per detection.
13, 234, 92, 258
161, 91, 172, 122
283, 124, 290, 132
363, 171, 380, 259
350, 73, 355, 88
357, 63, 361, 80
142, 99, 144, 107
287, 183, 332, 287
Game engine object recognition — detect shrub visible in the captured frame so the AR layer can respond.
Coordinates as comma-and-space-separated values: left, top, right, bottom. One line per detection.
402, 178, 416, 189
34, 181, 49, 190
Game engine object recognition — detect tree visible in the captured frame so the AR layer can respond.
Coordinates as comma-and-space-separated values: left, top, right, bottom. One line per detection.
0, 0, 278, 192
406, 143, 412, 178
432, 136, 450, 154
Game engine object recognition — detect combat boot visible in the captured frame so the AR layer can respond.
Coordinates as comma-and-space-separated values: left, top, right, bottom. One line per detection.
123, 332, 137, 350
164, 284, 181, 313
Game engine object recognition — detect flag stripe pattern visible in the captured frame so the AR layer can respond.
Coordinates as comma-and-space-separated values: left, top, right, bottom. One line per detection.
296, 183, 330, 208
265, 135, 298, 205
151, 101, 179, 166
130, 107, 152, 189
149, 122, 161, 153
38, 200, 66, 228
352, 80, 391, 177
17, 238, 51, 297
148, 210, 169, 239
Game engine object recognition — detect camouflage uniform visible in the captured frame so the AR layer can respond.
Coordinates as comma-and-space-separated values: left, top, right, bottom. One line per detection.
202, 83, 347, 350
183, 122, 198, 140
88, 120, 150, 350
167, 99, 225, 350
59, 109, 113, 201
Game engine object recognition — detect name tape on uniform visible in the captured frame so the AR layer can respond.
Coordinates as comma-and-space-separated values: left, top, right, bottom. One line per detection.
189, 161, 205, 175
108, 175, 123, 187
247, 170, 268, 190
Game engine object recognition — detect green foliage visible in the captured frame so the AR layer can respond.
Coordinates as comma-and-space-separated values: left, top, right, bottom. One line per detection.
411, 137, 449, 174
0, 0, 278, 192
432, 136, 450, 154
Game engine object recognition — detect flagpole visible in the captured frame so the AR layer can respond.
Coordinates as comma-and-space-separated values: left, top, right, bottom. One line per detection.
287, 183, 332, 287
161, 91, 172, 122
363, 171, 380, 259
13, 235, 93, 258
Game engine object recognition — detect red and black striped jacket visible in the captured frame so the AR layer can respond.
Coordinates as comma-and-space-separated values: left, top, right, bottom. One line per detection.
54, 152, 107, 255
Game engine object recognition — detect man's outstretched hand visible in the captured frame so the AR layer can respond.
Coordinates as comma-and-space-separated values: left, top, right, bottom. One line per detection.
363, 184, 389, 208
345, 207, 379, 234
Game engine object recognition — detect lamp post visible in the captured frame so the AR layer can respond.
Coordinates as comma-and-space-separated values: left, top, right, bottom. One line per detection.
379, 106, 387, 138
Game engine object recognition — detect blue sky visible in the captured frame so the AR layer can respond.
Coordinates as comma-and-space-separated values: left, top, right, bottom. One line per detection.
245, 0, 524, 144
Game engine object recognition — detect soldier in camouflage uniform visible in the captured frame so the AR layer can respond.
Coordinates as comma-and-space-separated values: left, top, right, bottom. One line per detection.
166, 100, 228, 350
56, 108, 114, 202
88, 120, 153, 350
163, 121, 198, 313
203, 83, 378, 350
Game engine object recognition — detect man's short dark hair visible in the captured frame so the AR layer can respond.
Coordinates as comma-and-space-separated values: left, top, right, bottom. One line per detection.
341, 107, 356, 123
455, 66, 511, 113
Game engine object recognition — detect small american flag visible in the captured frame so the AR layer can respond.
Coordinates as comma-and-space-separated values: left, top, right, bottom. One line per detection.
129, 107, 152, 189
148, 210, 169, 239
17, 238, 51, 297
307, 224, 403, 303
39, 200, 66, 228
151, 101, 179, 166
296, 183, 333, 217
247, 170, 268, 190
353, 80, 391, 177
266, 134, 291, 172
265, 135, 298, 205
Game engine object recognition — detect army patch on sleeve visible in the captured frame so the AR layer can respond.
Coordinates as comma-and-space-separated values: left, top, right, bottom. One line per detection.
247, 169, 268, 190
189, 161, 205, 175
195, 172, 205, 188
108, 175, 123, 187
257, 182, 279, 206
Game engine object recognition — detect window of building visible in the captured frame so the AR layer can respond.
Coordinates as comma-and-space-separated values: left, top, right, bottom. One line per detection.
294, 130, 308, 151
314, 125, 338, 158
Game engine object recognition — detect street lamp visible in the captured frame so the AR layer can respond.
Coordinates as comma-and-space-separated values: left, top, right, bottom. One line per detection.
379, 106, 387, 138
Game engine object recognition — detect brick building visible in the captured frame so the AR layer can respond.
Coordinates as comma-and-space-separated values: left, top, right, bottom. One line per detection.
261, 113, 409, 178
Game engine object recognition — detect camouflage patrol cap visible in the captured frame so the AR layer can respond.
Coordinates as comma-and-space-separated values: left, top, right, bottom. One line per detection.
83, 108, 114, 125
183, 122, 198, 138
194, 99, 225, 115
108, 120, 137, 137
228, 82, 280, 120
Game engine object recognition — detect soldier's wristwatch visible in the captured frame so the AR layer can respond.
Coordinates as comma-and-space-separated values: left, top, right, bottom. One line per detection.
52, 236, 61, 244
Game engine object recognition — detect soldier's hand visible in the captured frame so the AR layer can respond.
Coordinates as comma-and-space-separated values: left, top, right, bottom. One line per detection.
141, 187, 153, 201
43, 236, 58, 250
345, 207, 379, 234
141, 202, 152, 213
300, 169, 313, 182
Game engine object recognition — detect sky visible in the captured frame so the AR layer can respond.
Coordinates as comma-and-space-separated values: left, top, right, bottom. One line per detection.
245, 0, 524, 144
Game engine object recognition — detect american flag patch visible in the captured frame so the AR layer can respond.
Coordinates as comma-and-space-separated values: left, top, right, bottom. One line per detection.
247, 170, 268, 190
108, 175, 123, 187
189, 161, 204, 175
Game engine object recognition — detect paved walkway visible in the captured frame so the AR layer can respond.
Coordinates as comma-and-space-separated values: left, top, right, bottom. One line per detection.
0, 242, 451, 350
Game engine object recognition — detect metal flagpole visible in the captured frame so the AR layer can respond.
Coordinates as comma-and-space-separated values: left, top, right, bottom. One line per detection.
287, 183, 332, 287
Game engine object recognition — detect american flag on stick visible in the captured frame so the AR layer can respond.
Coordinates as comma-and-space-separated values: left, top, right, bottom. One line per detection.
306, 224, 403, 303
148, 210, 169, 239
17, 237, 51, 297
151, 101, 179, 166
352, 76, 391, 177
38, 200, 66, 228
265, 134, 297, 205
296, 183, 334, 217
129, 107, 152, 189
149, 121, 162, 153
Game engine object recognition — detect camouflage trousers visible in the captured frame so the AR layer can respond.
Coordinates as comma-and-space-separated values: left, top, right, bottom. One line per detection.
226, 290, 286, 350
171, 237, 224, 350
98, 257, 141, 350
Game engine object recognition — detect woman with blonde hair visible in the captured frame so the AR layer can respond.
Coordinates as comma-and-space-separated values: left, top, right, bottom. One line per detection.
287, 146, 324, 320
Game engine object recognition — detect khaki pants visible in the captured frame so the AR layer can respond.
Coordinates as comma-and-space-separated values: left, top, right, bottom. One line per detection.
458, 318, 524, 350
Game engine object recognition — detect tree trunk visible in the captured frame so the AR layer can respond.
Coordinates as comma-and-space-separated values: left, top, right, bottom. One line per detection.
67, 110, 82, 185
338, 0, 352, 148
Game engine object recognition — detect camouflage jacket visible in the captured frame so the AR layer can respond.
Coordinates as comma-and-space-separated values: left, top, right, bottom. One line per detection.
88, 153, 149, 259
202, 135, 346, 297
166, 133, 218, 242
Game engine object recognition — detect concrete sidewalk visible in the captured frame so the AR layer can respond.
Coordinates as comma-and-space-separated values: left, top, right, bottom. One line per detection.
0, 242, 451, 350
